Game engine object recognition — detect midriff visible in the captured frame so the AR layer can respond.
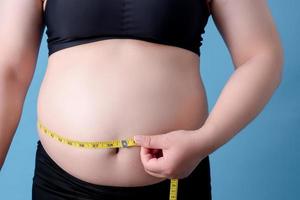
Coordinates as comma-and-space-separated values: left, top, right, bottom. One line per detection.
36, 38, 209, 187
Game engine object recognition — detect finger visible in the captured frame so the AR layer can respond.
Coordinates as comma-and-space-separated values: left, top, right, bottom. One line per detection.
140, 147, 166, 173
134, 134, 168, 149
140, 146, 154, 161
140, 146, 157, 161
150, 149, 163, 158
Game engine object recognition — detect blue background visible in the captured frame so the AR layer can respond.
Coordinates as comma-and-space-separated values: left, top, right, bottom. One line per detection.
1, 0, 299, 199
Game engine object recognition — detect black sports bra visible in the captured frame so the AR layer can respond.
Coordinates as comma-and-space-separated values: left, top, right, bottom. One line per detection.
43, 0, 211, 57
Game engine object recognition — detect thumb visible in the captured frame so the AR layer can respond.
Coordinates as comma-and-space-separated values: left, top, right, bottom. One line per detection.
133, 134, 166, 149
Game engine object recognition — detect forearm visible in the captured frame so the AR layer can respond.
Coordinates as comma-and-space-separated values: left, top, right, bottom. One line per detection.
0, 67, 27, 170
194, 53, 283, 156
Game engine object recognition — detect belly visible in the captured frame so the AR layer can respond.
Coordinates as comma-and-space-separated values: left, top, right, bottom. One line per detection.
37, 39, 209, 186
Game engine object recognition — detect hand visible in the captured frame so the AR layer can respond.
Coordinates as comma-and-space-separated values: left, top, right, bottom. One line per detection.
133, 129, 209, 179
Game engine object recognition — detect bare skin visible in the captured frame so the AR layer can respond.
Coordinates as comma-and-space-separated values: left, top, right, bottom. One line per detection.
36, 0, 209, 187
0, 0, 283, 189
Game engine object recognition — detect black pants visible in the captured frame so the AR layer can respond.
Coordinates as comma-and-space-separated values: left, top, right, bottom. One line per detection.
32, 140, 212, 200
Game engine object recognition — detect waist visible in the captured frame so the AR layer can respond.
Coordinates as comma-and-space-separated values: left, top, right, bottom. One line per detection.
36, 45, 208, 186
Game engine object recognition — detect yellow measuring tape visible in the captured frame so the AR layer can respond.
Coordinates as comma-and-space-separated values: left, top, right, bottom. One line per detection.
37, 119, 179, 200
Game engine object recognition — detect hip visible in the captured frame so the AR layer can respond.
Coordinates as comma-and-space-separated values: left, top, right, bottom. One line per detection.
32, 140, 212, 200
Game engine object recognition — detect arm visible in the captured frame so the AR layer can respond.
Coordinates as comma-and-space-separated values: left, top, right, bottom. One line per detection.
0, 0, 45, 170
194, 0, 284, 156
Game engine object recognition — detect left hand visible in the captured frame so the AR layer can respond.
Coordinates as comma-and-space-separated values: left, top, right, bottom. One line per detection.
133, 129, 208, 179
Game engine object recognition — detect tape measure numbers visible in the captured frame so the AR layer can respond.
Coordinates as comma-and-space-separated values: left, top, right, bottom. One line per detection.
37, 119, 179, 200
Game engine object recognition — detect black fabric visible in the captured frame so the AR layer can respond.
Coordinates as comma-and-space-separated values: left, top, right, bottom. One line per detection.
32, 140, 212, 200
43, 0, 210, 57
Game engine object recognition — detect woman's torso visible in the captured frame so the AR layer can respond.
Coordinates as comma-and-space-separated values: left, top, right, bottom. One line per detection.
37, 0, 209, 187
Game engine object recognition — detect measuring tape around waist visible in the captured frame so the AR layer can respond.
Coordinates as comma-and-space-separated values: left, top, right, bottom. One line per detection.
37, 119, 178, 200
